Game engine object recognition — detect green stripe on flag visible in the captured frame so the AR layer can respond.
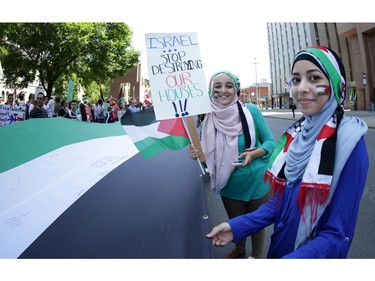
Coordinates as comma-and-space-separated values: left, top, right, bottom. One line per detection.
268, 133, 287, 168
135, 136, 191, 159
0, 118, 127, 173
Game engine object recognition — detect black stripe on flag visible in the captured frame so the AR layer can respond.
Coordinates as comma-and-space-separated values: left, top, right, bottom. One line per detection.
121, 107, 156, 126
18, 148, 213, 258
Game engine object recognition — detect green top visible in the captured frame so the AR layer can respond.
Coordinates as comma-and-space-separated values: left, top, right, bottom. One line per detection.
219, 104, 275, 201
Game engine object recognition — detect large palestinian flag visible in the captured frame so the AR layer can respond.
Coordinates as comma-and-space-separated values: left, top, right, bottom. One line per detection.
121, 107, 191, 159
0, 117, 212, 258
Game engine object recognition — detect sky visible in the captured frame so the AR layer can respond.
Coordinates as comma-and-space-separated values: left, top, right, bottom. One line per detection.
3, 1, 372, 88
3, 1, 272, 87
124, 3, 271, 87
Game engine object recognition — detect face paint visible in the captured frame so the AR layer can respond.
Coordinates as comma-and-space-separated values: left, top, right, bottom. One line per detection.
213, 90, 219, 99
316, 85, 330, 96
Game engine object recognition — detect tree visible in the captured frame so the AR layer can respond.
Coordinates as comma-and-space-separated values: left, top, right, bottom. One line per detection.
0, 23, 140, 98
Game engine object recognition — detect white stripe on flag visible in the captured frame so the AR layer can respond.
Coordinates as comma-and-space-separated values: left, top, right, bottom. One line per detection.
122, 122, 169, 143
0, 135, 138, 258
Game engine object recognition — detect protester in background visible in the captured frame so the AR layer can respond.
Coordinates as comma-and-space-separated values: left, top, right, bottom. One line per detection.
58, 99, 71, 118
116, 102, 126, 121
69, 100, 78, 119
128, 101, 139, 113
105, 103, 113, 123
85, 103, 93, 121
189, 71, 275, 258
77, 102, 89, 122
111, 101, 119, 122
43, 95, 49, 112
206, 46, 369, 258
90, 103, 96, 122
18, 93, 26, 107
30, 92, 48, 118
25, 93, 35, 120
95, 99, 105, 123
54, 96, 62, 117
5, 93, 14, 106
289, 97, 296, 118
42, 96, 55, 117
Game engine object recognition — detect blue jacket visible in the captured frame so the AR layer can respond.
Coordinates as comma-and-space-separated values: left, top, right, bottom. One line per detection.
228, 137, 368, 258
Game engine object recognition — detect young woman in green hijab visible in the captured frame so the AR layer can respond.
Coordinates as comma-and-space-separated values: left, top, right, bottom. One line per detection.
189, 71, 275, 258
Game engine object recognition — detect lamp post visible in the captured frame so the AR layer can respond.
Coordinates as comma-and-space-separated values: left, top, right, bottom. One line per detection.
252, 57, 259, 107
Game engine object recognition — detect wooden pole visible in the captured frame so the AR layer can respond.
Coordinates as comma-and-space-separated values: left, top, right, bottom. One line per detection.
185, 116, 205, 162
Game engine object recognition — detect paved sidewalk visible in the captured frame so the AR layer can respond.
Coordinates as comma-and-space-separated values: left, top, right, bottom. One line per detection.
262, 109, 375, 128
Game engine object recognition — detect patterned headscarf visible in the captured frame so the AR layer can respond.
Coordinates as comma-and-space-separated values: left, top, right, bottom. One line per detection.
291, 46, 347, 106
264, 46, 367, 248
283, 46, 346, 186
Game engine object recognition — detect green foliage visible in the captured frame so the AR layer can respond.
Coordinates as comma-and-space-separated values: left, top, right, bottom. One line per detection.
0, 22, 140, 99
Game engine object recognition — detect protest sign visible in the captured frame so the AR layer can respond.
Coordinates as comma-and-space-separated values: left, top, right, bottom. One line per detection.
0, 105, 26, 127
145, 32, 211, 121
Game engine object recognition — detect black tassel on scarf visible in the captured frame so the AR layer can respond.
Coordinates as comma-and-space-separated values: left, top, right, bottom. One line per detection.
237, 101, 251, 149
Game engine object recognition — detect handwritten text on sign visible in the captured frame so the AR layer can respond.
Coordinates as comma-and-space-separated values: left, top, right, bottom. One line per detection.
145, 33, 211, 121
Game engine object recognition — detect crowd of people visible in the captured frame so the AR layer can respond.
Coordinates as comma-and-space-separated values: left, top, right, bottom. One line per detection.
1, 91, 152, 123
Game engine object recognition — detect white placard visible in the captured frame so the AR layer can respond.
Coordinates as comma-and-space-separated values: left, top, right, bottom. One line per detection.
145, 32, 211, 121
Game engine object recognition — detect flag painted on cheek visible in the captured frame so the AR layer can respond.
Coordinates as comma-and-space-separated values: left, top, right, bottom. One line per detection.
316, 85, 330, 96
121, 107, 191, 159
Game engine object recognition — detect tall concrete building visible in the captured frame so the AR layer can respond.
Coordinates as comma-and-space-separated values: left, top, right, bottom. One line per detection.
267, 22, 375, 110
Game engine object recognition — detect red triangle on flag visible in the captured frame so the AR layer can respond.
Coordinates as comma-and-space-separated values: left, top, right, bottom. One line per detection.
157, 118, 189, 138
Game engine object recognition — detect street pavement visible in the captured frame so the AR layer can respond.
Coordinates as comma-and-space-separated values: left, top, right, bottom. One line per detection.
261, 108, 375, 129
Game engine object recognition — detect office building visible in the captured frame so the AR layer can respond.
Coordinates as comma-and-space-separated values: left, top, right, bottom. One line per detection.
267, 22, 375, 110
